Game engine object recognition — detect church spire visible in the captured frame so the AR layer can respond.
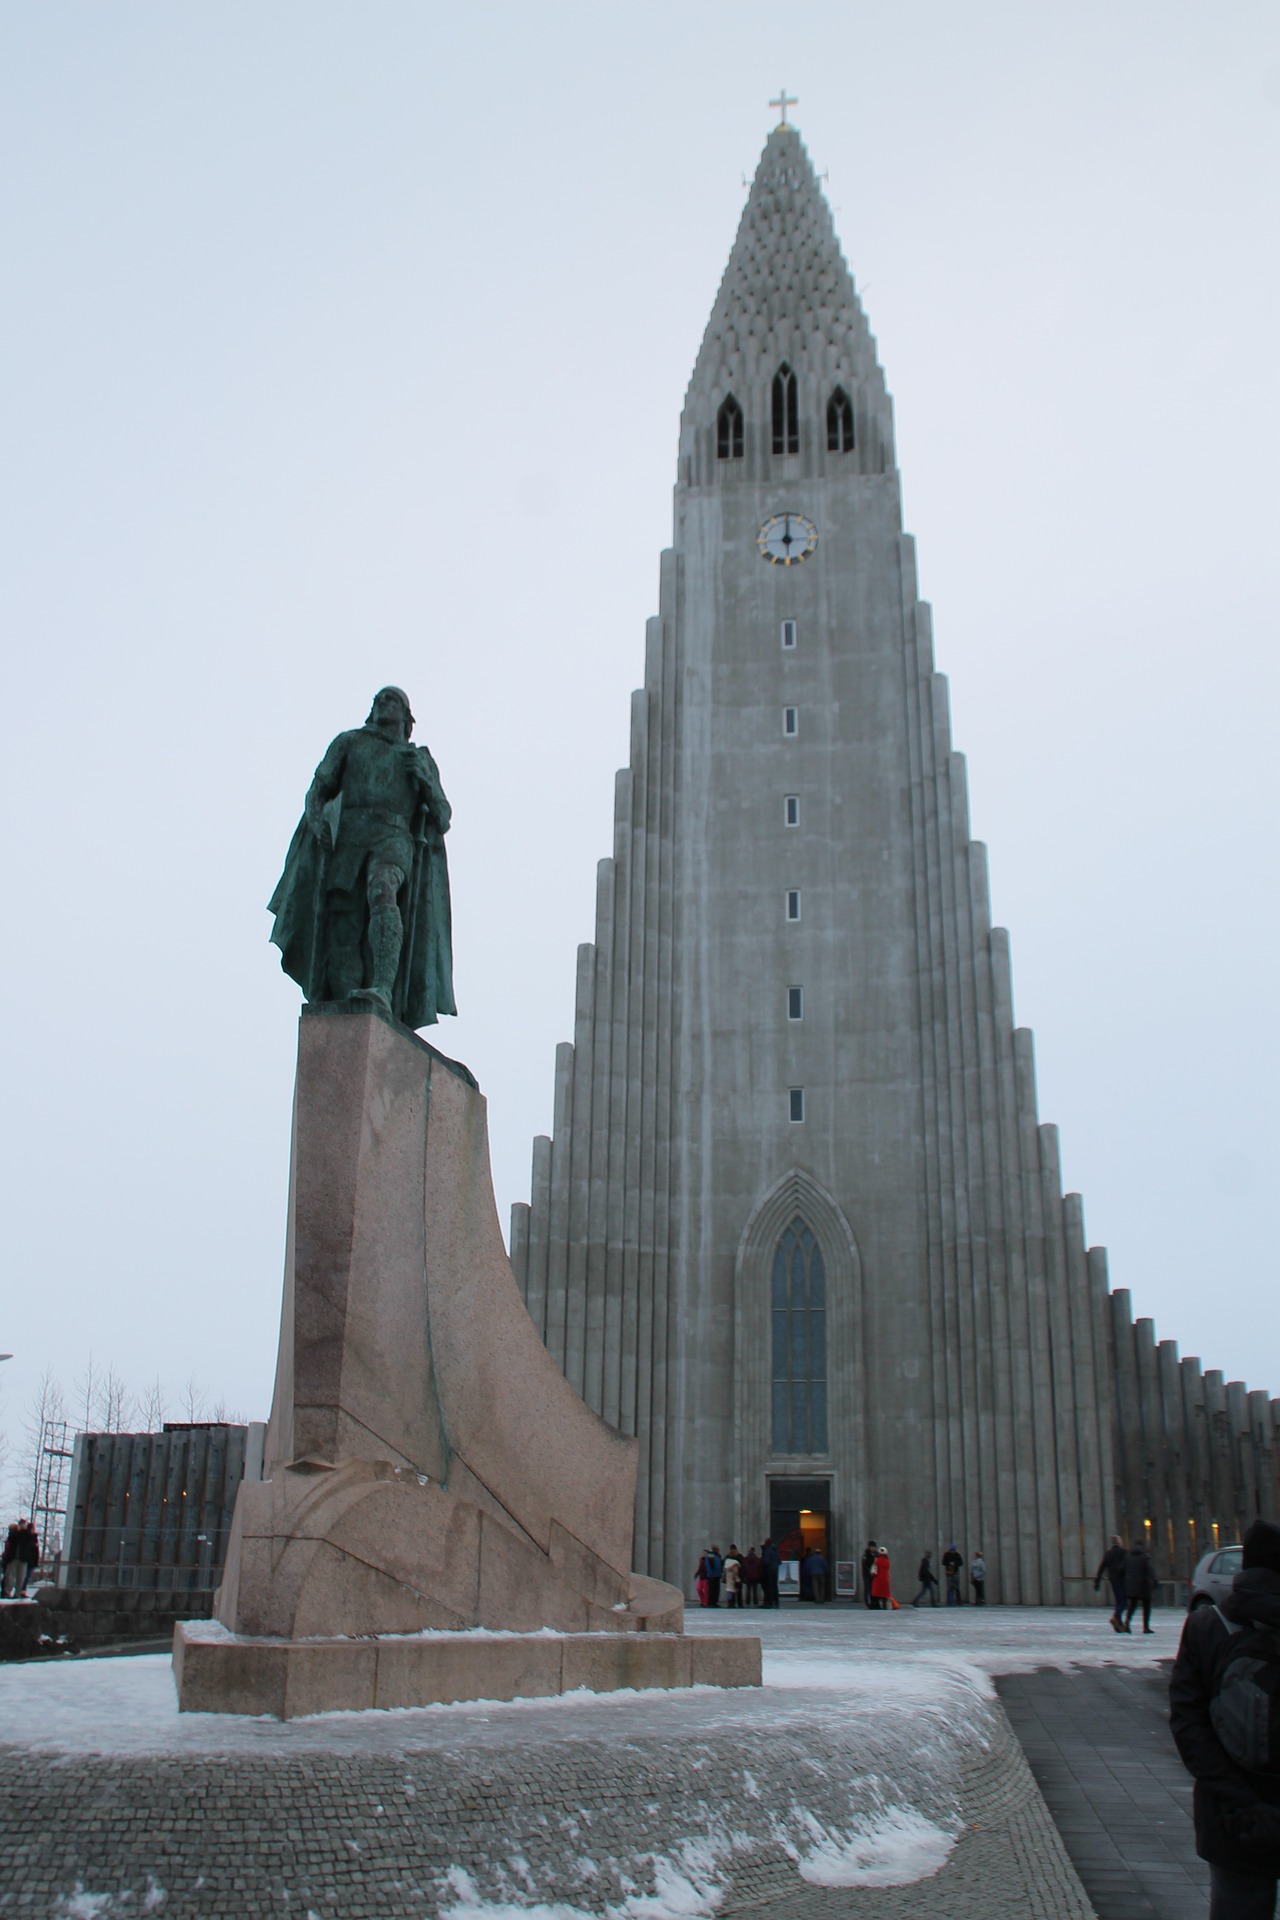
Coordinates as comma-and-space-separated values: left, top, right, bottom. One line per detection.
680, 125, 893, 483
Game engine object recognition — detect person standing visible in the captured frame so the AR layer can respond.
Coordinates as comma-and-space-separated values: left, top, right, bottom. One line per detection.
17, 1520, 40, 1595
802, 1545, 828, 1602
760, 1537, 781, 1609
942, 1543, 963, 1606
861, 1540, 878, 1609
695, 1549, 711, 1606
912, 1552, 940, 1607
970, 1550, 987, 1604
722, 1546, 742, 1608
1095, 1534, 1128, 1631
1, 1522, 20, 1599
871, 1545, 892, 1610
1122, 1537, 1156, 1634
1170, 1519, 1280, 1919
703, 1544, 723, 1608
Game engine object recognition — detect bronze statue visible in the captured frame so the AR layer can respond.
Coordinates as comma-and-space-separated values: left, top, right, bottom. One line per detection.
268, 687, 455, 1028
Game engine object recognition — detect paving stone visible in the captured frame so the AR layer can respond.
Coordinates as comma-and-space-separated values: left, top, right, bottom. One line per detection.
997, 1663, 1207, 1919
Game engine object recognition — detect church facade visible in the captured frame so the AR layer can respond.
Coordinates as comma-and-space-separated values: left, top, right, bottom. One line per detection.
509, 124, 1278, 1603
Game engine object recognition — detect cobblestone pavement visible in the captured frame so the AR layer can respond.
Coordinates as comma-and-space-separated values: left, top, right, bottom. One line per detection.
0, 1607, 1133, 1919
998, 1663, 1207, 1920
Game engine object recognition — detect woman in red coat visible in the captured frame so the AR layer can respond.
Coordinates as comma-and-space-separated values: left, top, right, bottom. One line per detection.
871, 1547, 892, 1610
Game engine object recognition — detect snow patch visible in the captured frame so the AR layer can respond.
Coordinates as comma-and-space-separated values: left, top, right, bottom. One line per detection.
796, 1808, 958, 1887
53, 1876, 167, 1917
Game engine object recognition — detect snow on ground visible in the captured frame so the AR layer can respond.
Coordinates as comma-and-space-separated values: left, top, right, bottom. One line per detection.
0, 1605, 1172, 1761
0, 1609, 1168, 1910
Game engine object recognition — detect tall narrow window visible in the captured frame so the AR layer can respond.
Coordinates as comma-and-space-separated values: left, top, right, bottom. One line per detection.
826, 386, 855, 452
717, 393, 744, 460
771, 1216, 827, 1451
783, 707, 798, 735
786, 889, 801, 921
772, 363, 799, 455
787, 986, 804, 1020
781, 619, 797, 650
789, 1088, 805, 1122
784, 794, 799, 826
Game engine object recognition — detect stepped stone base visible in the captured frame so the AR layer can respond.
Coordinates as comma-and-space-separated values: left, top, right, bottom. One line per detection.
174, 1620, 760, 1720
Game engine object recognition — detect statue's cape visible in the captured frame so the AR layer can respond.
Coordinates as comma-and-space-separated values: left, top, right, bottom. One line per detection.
268, 815, 455, 1031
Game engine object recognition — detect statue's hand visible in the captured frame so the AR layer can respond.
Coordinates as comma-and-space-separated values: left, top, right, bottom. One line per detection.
309, 812, 334, 852
398, 742, 422, 779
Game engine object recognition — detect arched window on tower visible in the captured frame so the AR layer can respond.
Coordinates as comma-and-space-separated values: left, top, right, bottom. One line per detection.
716, 394, 744, 460
772, 363, 799, 456
771, 1215, 828, 1453
826, 386, 855, 453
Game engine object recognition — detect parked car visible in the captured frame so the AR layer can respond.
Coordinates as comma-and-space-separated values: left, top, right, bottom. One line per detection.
1188, 1543, 1242, 1609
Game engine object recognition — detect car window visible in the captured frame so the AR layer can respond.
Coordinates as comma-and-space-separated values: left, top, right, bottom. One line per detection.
1211, 1548, 1242, 1574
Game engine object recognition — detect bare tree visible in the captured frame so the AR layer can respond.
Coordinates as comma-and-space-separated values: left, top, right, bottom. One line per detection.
181, 1375, 207, 1423
74, 1354, 98, 1434
137, 1377, 167, 1432
21, 1368, 67, 1514
97, 1365, 135, 1434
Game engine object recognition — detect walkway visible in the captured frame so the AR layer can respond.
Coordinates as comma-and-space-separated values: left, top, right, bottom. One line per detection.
998, 1662, 1208, 1920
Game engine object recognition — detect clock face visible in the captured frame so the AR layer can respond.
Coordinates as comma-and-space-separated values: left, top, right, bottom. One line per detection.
757, 512, 818, 566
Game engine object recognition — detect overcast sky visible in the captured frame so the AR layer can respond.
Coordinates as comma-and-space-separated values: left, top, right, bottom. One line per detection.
1, 2, 1276, 1499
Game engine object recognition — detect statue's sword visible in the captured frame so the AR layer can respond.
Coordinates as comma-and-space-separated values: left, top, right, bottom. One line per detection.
395, 803, 430, 1025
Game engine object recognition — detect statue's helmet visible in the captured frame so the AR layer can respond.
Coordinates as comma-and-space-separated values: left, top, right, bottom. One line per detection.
367, 686, 415, 734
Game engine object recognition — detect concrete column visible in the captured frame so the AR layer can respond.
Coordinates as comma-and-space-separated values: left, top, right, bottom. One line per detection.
1159, 1339, 1191, 1579
1202, 1370, 1232, 1548
562, 937, 606, 1399
992, 930, 1038, 1604
1015, 1027, 1061, 1603
543, 1041, 577, 1374
902, 618, 954, 1586
1063, 1195, 1105, 1580
1038, 1127, 1082, 1599
1228, 1382, 1257, 1530
523, 1134, 553, 1343
1181, 1358, 1213, 1577
1248, 1391, 1275, 1523
1110, 1290, 1144, 1543
1133, 1320, 1169, 1570
1087, 1247, 1119, 1535
580, 860, 618, 1414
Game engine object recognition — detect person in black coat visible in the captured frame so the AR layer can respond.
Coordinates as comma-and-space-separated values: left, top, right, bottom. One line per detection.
1169, 1519, 1280, 1919
860, 1540, 878, 1609
760, 1537, 781, 1609
1095, 1534, 1128, 1630
1121, 1538, 1157, 1633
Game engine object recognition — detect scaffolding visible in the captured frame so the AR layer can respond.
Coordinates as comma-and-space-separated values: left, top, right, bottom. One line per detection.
30, 1417, 73, 1556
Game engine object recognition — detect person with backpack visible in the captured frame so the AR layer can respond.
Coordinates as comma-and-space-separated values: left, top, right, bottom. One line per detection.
1169, 1519, 1280, 1918
1122, 1537, 1157, 1634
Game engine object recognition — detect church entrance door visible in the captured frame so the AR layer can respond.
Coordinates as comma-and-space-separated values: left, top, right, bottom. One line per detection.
770, 1476, 831, 1601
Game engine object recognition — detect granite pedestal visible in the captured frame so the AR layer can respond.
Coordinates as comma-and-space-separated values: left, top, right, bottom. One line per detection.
177, 1005, 757, 1715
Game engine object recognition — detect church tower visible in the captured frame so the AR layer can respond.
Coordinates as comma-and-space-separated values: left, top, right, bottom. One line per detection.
510, 123, 1279, 1601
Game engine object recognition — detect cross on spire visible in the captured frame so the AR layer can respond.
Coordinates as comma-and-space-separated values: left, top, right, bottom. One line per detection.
769, 88, 797, 126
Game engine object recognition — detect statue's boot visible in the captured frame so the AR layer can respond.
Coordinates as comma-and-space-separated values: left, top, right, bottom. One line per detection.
349, 903, 404, 1015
